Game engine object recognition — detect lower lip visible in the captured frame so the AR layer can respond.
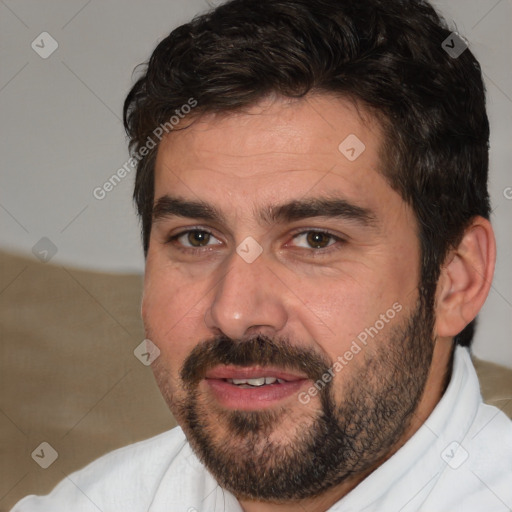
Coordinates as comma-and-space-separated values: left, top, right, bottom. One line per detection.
204, 379, 308, 410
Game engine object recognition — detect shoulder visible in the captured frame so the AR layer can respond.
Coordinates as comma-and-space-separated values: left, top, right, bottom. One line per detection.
11, 427, 193, 511
427, 402, 512, 512
466, 402, 512, 484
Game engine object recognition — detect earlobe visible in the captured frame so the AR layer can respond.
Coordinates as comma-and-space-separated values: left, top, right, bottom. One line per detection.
435, 217, 496, 338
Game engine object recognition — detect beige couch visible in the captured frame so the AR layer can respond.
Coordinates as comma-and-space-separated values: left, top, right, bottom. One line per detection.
0, 250, 511, 511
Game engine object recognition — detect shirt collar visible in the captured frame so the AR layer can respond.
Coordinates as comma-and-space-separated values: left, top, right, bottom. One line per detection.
330, 345, 481, 511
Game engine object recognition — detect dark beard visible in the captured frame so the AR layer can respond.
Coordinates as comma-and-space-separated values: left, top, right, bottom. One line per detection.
164, 295, 435, 501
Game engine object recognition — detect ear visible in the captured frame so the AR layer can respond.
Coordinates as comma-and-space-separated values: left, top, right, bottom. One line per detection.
435, 217, 496, 338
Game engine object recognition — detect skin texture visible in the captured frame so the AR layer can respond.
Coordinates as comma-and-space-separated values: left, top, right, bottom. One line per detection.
142, 94, 495, 512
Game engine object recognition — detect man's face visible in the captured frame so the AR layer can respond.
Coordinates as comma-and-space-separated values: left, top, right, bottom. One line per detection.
142, 95, 435, 500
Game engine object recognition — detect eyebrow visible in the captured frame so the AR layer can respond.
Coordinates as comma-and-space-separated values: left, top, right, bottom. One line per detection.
263, 198, 377, 227
153, 196, 227, 224
152, 195, 377, 228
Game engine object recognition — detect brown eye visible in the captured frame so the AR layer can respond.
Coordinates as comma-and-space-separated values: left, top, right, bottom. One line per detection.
168, 229, 222, 252
187, 230, 211, 247
305, 231, 333, 249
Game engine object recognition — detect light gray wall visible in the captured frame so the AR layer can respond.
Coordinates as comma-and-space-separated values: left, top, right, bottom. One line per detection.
1, 0, 511, 367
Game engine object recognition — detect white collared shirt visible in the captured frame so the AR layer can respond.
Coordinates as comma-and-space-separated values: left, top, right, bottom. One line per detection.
12, 346, 512, 512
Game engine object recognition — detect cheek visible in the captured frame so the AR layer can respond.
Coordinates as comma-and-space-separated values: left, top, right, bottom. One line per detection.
300, 286, 365, 339
295, 264, 414, 362
143, 249, 204, 323
294, 267, 378, 333
142, 258, 206, 371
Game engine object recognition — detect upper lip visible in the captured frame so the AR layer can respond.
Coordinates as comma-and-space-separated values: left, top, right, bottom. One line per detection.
204, 366, 307, 382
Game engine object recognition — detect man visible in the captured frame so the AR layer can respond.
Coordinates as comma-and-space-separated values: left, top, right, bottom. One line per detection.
13, 0, 512, 511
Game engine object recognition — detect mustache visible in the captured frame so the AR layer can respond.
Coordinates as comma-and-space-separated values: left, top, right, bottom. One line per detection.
180, 334, 332, 386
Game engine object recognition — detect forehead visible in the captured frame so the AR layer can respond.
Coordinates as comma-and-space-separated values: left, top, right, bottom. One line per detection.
153, 94, 396, 217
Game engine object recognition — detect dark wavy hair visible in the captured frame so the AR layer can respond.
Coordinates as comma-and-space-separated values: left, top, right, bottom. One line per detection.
123, 0, 490, 347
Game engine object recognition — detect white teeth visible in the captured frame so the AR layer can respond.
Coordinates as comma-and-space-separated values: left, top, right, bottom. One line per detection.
227, 377, 282, 386
247, 377, 266, 386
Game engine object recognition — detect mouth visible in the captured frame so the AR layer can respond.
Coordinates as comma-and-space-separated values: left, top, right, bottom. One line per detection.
225, 376, 287, 388
203, 366, 309, 410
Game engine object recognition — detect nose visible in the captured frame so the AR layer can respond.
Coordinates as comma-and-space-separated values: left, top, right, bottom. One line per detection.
204, 248, 288, 340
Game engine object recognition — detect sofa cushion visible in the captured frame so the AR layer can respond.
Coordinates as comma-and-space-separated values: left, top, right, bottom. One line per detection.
0, 250, 174, 511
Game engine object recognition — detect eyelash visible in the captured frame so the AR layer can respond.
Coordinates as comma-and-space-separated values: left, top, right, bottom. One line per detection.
166, 227, 346, 256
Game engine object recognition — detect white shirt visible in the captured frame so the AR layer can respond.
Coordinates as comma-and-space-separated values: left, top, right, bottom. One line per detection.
12, 346, 512, 512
